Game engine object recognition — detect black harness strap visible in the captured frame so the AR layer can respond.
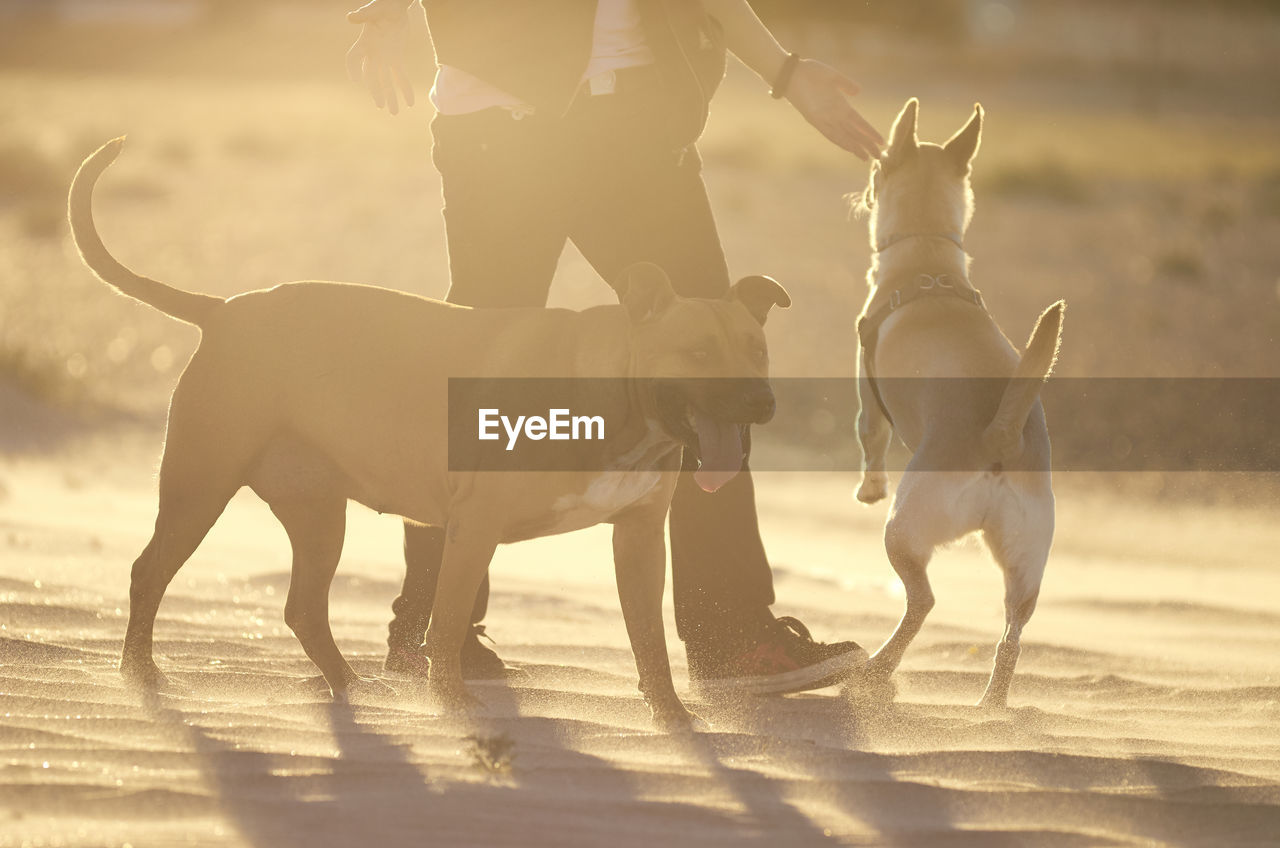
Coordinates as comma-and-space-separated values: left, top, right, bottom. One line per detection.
857, 272, 986, 425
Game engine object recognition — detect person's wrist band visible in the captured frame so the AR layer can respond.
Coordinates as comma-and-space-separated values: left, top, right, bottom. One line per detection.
770, 52, 800, 99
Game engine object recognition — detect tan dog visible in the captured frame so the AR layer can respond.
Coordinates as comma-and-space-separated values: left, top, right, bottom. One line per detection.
851, 100, 1064, 708
68, 139, 789, 731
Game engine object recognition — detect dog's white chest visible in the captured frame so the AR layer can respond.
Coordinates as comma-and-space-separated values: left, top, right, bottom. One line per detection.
538, 423, 673, 535
551, 470, 662, 524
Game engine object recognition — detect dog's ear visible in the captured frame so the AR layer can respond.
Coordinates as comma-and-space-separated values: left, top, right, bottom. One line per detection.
615, 261, 677, 323
728, 275, 791, 326
944, 103, 983, 173
884, 97, 919, 165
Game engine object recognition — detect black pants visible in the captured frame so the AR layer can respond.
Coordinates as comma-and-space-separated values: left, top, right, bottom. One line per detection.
389, 73, 775, 651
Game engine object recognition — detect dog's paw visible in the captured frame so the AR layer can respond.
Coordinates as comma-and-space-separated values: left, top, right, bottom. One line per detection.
856, 473, 889, 504
649, 700, 707, 734
121, 660, 181, 694
344, 675, 399, 702
295, 673, 337, 697
841, 665, 899, 708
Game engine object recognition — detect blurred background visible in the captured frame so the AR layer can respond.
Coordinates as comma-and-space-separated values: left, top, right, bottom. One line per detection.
0, 0, 1277, 500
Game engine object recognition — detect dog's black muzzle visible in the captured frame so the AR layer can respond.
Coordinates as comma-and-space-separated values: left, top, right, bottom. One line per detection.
652, 378, 776, 447
695, 377, 777, 425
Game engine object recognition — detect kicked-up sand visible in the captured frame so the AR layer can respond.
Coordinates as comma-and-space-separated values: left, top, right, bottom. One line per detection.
2, 445, 1277, 847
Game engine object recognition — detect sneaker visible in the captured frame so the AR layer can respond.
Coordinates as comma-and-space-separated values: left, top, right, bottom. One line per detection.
688, 615, 868, 696
460, 624, 508, 679
383, 624, 509, 680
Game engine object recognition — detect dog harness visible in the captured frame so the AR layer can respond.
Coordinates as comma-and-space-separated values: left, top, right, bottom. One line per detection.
857, 271, 986, 425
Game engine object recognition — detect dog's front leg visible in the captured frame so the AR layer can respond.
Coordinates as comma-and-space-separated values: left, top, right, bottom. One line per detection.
856, 352, 892, 504
611, 507, 697, 733
422, 515, 499, 713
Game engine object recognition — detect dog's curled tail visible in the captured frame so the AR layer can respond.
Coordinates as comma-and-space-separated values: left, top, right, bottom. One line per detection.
981, 300, 1065, 464
68, 138, 223, 327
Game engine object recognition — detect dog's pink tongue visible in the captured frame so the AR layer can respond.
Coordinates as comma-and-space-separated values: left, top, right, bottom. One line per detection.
692, 412, 743, 493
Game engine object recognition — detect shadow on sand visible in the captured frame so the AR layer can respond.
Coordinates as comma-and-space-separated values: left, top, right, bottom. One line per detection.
138, 684, 787, 848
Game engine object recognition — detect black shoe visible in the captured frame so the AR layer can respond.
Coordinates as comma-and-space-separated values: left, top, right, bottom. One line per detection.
460, 624, 508, 679
384, 624, 509, 680
688, 615, 867, 696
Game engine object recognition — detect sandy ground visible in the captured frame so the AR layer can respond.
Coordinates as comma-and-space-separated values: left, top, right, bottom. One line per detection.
2, 438, 1278, 847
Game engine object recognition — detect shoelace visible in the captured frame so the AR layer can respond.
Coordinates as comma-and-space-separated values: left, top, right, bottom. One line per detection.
774, 615, 818, 645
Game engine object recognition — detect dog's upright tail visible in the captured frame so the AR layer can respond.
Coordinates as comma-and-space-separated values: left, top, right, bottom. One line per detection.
981, 300, 1065, 464
68, 138, 223, 327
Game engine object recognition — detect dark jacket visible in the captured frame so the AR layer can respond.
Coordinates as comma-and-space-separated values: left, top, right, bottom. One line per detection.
421, 0, 726, 147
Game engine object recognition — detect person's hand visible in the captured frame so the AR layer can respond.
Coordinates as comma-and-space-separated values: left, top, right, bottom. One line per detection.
345, 0, 415, 115
784, 59, 883, 161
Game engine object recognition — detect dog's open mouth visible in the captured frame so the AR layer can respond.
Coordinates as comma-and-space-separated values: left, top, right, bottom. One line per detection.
688, 411, 748, 493
655, 383, 748, 493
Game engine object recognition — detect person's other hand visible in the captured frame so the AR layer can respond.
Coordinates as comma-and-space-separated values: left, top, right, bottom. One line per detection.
785, 59, 883, 161
346, 0, 415, 115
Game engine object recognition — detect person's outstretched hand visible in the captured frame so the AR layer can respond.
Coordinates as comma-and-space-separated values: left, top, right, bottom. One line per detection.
346, 0, 415, 115
785, 59, 883, 161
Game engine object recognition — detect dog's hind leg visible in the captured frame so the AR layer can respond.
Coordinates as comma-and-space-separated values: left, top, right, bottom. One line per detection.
860, 472, 973, 683
267, 492, 364, 698
122, 490, 236, 690
856, 357, 893, 504
977, 485, 1054, 709
862, 517, 935, 681
122, 409, 260, 687
121, 356, 274, 690
861, 474, 947, 682
977, 586, 1040, 710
